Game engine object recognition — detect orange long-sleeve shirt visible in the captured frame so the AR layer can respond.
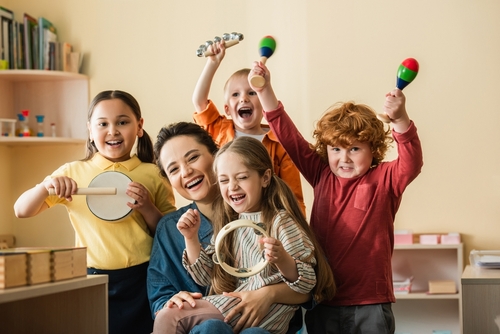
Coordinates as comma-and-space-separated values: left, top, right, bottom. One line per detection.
193, 100, 306, 215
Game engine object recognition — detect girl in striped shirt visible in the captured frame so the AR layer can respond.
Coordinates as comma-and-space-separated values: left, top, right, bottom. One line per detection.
152, 136, 335, 334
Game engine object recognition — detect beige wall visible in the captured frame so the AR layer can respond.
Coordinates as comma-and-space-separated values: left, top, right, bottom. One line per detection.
5, 0, 500, 258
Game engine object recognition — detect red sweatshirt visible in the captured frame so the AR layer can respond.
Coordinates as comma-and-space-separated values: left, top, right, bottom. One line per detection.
265, 102, 423, 306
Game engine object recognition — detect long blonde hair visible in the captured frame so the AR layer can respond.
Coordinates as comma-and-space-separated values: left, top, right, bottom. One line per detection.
211, 136, 336, 303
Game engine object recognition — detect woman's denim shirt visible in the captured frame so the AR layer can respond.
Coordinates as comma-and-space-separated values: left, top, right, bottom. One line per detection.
147, 202, 213, 317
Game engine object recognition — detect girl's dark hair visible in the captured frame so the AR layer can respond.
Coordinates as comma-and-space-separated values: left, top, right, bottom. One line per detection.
154, 122, 219, 179
211, 136, 336, 303
83, 90, 154, 163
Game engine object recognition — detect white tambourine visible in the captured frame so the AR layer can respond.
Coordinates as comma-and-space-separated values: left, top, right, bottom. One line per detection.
213, 219, 269, 278
86, 171, 134, 222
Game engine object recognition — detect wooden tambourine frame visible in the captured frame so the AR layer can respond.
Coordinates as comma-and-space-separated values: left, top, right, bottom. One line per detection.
213, 219, 269, 278
86, 171, 134, 222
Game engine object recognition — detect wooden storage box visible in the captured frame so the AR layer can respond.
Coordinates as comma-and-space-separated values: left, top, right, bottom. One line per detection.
428, 279, 457, 294
0, 252, 27, 288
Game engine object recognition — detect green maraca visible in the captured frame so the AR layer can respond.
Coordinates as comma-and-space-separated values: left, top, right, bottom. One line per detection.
249, 35, 277, 88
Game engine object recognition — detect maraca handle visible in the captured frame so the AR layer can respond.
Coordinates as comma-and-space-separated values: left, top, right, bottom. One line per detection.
203, 39, 240, 57
249, 57, 268, 88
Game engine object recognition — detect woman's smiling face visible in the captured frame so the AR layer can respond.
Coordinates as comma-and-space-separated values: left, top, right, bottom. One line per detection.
159, 135, 217, 204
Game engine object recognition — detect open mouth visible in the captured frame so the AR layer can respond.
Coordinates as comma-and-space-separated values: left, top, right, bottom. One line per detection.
230, 194, 246, 202
238, 107, 253, 118
106, 140, 123, 147
186, 176, 203, 189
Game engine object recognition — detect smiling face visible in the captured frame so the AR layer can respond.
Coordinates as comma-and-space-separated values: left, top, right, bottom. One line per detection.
87, 99, 143, 162
327, 140, 374, 179
216, 151, 271, 213
223, 73, 265, 135
159, 135, 217, 205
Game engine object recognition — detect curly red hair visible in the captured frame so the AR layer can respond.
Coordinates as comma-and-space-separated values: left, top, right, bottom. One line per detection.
311, 101, 393, 166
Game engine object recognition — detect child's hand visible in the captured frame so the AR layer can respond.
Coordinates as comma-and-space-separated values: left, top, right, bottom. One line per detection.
260, 237, 287, 265
384, 89, 406, 119
177, 209, 201, 240
248, 61, 271, 92
126, 181, 154, 211
384, 88, 411, 133
206, 39, 226, 65
44, 176, 78, 201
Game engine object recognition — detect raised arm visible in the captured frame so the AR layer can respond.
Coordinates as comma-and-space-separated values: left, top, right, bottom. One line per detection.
192, 41, 226, 112
248, 61, 279, 111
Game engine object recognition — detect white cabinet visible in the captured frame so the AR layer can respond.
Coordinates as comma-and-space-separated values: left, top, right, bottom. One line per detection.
462, 265, 500, 334
392, 243, 464, 334
0, 70, 89, 246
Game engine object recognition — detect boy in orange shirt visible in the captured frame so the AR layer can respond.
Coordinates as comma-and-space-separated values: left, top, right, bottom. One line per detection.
192, 40, 305, 214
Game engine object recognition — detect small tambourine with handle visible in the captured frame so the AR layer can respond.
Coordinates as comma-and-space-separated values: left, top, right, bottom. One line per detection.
196, 32, 244, 57
212, 219, 269, 278
49, 171, 135, 222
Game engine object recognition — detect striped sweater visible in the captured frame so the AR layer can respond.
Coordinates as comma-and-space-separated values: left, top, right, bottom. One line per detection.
183, 211, 316, 334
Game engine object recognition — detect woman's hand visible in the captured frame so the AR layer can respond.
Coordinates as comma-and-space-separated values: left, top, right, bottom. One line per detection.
222, 288, 272, 333
164, 291, 203, 310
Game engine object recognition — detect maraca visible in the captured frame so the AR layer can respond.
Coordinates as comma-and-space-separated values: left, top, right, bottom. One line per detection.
377, 58, 419, 123
249, 35, 276, 88
196, 32, 244, 57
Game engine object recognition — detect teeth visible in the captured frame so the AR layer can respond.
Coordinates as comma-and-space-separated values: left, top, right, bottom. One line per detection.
186, 177, 203, 188
230, 194, 245, 201
107, 141, 121, 145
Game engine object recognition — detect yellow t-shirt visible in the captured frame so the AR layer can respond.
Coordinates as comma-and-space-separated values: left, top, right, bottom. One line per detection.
44, 153, 176, 269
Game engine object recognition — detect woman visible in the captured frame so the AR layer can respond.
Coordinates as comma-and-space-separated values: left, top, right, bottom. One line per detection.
147, 122, 310, 333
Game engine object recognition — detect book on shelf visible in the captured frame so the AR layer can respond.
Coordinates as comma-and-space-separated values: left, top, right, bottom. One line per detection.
0, 6, 14, 69
62, 42, 72, 71
23, 13, 37, 69
0, 8, 77, 72
38, 16, 57, 70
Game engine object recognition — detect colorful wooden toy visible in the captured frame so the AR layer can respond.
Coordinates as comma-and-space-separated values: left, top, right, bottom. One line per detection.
378, 58, 419, 123
249, 35, 277, 88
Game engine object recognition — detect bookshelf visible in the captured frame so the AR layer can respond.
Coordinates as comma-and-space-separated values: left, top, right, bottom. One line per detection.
392, 243, 464, 333
0, 70, 89, 246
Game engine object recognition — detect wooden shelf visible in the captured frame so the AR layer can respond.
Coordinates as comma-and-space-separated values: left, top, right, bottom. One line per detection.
0, 69, 89, 247
0, 137, 85, 146
0, 275, 108, 333
395, 292, 461, 300
392, 243, 464, 333
0, 275, 107, 304
0, 70, 87, 82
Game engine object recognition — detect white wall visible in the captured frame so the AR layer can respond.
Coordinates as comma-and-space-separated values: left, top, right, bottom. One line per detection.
4, 0, 500, 257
